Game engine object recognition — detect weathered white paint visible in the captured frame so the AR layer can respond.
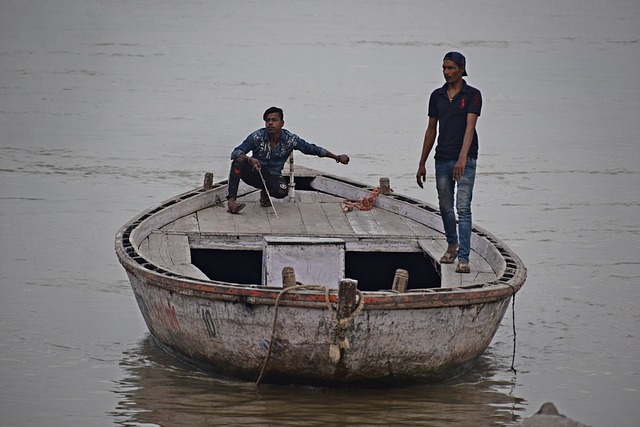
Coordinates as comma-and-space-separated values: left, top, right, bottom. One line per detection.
129, 272, 511, 385
262, 236, 345, 288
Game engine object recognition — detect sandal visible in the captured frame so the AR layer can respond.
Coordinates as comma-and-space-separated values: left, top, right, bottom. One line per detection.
455, 260, 470, 274
227, 202, 246, 214
259, 190, 272, 207
440, 248, 458, 264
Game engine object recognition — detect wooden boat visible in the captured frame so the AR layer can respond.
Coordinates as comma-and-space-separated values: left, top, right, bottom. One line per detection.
115, 164, 526, 386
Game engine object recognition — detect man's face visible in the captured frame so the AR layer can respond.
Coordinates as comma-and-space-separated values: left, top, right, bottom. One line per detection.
442, 60, 464, 84
264, 113, 284, 135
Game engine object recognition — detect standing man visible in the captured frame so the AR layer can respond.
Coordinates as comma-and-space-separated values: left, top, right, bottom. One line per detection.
416, 52, 482, 274
226, 106, 350, 214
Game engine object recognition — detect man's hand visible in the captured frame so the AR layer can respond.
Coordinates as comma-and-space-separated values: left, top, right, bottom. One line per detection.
249, 157, 261, 171
416, 165, 427, 188
336, 154, 350, 164
453, 158, 466, 181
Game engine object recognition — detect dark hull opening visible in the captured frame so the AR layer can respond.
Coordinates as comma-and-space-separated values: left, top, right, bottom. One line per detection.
191, 249, 440, 290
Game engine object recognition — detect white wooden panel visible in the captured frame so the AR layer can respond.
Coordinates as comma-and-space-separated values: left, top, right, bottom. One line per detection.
262, 237, 345, 288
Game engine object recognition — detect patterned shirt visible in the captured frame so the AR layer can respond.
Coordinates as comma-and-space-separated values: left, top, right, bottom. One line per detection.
230, 128, 327, 176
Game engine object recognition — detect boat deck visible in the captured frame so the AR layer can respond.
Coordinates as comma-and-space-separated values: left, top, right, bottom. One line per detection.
140, 187, 500, 288
165, 189, 441, 238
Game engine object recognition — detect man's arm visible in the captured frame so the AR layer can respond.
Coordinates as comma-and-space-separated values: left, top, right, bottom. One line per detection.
416, 116, 438, 188
236, 152, 261, 169
231, 132, 262, 169
290, 133, 349, 164
324, 151, 350, 164
453, 113, 478, 181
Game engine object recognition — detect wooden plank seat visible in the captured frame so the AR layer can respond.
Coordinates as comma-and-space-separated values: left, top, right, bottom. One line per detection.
418, 239, 499, 288
138, 232, 209, 280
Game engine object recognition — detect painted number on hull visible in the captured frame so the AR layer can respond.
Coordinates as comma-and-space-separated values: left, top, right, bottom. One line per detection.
201, 308, 217, 338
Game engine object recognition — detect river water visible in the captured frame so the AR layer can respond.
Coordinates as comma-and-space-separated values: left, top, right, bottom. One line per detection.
1, 1, 638, 426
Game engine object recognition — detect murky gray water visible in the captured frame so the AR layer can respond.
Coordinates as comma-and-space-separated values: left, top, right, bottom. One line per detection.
1, 1, 638, 426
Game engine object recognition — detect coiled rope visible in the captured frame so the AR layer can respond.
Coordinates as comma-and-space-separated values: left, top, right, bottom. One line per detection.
342, 187, 380, 212
256, 282, 364, 385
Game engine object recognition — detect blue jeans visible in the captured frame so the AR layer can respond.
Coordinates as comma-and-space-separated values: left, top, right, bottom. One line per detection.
435, 158, 477, 261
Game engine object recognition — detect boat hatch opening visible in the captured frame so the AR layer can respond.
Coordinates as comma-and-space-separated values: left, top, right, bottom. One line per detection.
190, 247, 441, 291
345, 252, 441, 291
191, 249, 262, 285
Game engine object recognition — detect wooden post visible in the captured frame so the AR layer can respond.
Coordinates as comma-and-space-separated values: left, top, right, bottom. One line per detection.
379, 177, 391, 195
288, 152, 296, 202
282, 266, 296, 288
337, 279, 358, 319
203, 172, 214, 189
392, 269, 409, 292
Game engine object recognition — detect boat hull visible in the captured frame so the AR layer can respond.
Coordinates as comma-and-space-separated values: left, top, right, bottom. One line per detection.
127, 270, 511, 386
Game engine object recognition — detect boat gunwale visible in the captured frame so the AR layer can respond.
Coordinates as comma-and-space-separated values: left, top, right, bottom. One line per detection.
115, 169, 526, 309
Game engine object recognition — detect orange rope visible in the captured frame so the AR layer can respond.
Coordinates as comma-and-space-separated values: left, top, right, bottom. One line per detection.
342, 187, 380, 212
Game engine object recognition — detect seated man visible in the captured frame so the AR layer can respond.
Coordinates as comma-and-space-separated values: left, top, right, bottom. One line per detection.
226, 106, 350, 213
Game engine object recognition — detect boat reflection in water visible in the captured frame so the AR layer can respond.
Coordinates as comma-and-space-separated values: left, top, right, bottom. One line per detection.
111, 335, 526, 426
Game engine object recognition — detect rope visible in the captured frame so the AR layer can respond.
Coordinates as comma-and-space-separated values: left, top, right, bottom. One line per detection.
506, 283, 517, 373
342, 187, 380, 212
256, 282, 364, 385
327, 287, 365, 363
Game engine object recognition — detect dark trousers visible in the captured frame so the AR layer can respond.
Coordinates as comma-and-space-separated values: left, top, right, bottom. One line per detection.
226, 158, 288, 200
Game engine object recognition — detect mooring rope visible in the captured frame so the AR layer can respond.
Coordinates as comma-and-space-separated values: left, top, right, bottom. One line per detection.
327, 287, 365, 364
506, 283, 517, 373
256, 282, 364, 386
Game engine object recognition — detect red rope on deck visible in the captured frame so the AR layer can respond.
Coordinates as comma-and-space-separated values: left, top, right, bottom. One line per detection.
342, 187, 380, 212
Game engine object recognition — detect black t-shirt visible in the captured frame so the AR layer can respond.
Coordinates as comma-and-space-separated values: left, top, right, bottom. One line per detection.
428, 81, 482, 160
